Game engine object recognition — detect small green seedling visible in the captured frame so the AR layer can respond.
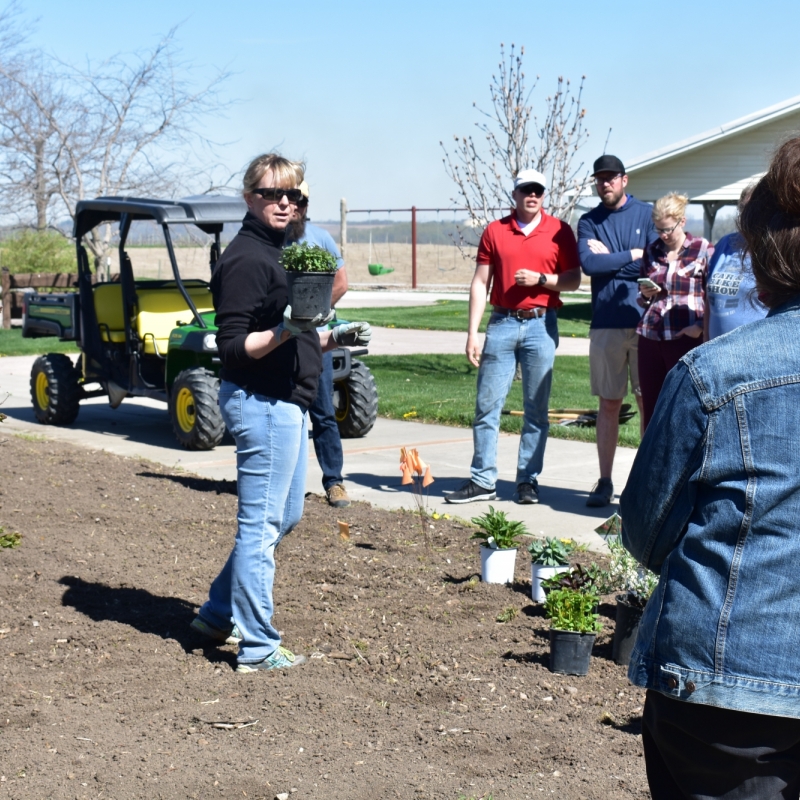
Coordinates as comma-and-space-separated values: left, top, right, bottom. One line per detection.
496, 606, 518, 623
0, 527, 22, 548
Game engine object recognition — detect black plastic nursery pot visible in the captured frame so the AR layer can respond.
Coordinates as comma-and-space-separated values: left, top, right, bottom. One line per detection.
612, 593, 644, 667
285, 271, 335, 320
548, 629, 596, 676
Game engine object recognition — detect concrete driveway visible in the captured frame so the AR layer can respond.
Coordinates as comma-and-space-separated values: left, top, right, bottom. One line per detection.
1, 348, 630, 550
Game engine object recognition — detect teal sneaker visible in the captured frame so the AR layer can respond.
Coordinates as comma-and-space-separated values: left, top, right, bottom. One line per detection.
235, 646, 307, 673
190, 615, 242, 645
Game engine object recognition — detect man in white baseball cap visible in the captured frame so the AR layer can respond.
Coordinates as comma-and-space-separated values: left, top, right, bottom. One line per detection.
445, 168, 582, 505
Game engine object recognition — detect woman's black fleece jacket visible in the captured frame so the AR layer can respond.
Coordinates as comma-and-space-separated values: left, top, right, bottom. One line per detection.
210, 213, 322, 409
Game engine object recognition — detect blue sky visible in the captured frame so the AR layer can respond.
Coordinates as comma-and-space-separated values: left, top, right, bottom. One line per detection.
21, 0, 800, 221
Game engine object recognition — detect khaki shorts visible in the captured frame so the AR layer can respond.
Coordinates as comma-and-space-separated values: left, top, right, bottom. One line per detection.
589, 328, 640, 399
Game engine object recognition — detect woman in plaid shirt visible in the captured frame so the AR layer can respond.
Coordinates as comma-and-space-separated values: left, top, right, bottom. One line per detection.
636, 193, 713, 430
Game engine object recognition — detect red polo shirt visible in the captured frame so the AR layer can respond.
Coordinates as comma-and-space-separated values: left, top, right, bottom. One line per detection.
477, 211, 580, 310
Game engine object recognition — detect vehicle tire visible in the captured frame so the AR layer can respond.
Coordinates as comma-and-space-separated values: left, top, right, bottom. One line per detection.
169, 368, 225, 451
30, 353, 81, 425
334, 359, 378, 438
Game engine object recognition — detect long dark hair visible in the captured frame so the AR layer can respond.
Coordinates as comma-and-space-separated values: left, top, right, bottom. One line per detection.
739, 137, 800, 308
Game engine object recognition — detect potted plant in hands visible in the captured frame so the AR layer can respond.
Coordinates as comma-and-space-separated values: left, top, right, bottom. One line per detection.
280, 242, 338, 320
544, 587, 602, 675
471, 506, 527, 584
606, 534, 658, 666
528, 537, 575, 602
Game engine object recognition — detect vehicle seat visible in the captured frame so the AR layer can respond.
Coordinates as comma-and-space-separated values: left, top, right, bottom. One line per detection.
136, 287, 214, 355
93, 284, 126, 343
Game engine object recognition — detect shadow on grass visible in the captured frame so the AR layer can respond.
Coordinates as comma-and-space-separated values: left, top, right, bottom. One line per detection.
138, 470, 237, 495
58, 576, 236, 667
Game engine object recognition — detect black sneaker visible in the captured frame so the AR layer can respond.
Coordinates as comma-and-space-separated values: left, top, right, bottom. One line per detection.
586, 477, 614, 507
516, 482, 539, 505
444, 479, 496, 504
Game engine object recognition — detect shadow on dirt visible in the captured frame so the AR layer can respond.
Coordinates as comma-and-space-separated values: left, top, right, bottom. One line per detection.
605, 715, 643, 736
58, 576, 236, 666
502, 649, 550, 668
138, 471, 238, 496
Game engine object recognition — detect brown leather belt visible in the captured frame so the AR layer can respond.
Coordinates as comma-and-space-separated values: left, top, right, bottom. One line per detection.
492, 305, 548, 320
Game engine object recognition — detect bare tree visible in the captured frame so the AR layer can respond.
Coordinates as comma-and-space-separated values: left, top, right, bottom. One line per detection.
0, 22, 231, 266
441, 44, 593, 235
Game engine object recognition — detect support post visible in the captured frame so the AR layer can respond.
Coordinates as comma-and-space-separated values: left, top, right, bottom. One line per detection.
340, 198, 347, 262
411, 205, 417, 289
703, 201, 724, 241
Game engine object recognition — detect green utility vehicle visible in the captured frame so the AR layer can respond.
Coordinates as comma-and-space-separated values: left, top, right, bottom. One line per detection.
22, 196, 378, 449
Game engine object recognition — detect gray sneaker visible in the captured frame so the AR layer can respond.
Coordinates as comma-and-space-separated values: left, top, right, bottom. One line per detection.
586, 478, 614, 507
236, 646, 307, 673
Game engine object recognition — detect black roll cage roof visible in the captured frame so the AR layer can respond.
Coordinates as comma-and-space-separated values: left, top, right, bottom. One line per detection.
73, 195, 247, 340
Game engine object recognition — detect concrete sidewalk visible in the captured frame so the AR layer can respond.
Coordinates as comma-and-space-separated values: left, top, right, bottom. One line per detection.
0, 355, 628, 550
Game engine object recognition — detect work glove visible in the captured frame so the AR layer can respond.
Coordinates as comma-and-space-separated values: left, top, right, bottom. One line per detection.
331, 321, 372, 347
277, 305, 335, 337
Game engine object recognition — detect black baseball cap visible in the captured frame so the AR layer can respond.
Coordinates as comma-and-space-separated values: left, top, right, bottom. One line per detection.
592, 155, 626, 176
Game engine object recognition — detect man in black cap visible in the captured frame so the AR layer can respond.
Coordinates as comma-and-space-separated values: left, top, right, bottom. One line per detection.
577, 155, 657, 507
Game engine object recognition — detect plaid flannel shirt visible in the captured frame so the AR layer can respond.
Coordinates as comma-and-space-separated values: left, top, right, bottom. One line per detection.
636, 233, 713, 341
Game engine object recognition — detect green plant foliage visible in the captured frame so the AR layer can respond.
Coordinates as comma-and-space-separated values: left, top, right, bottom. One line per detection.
0, 527, 22, 548
541, 562, 603, 594
496, 606, 518, 623
527, 536, 574, 566
0, 229, 75, 274
544, 588, 602, 633
280, 242, 338, 273
606, 534, 658, 607
470, 505, 528, 550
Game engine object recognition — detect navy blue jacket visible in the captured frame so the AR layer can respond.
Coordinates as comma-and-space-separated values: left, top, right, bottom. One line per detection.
577, 195, 657, 329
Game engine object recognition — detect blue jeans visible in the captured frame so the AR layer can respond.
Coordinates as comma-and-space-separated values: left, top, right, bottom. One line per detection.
199, 382, 308, 664
308, 350, 344, 490
471, 310, 558, 489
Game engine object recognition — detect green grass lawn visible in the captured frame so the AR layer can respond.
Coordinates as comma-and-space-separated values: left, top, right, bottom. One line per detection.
362, 353, 641, 449
0, 329, 79, 357
341, 299, 592, 337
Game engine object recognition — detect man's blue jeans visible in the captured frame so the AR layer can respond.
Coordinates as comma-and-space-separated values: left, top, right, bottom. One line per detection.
309, 351, 344, 490
199, 382, 307, 665
471, 310, 559, 490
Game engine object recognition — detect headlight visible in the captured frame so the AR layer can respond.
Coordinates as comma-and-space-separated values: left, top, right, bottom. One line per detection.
202, 334, 218, 351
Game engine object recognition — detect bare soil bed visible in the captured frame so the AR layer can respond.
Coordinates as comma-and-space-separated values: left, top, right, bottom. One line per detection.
0, 433, 648, 800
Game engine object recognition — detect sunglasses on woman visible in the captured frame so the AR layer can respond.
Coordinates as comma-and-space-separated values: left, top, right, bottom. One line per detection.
251, 187, 303, 203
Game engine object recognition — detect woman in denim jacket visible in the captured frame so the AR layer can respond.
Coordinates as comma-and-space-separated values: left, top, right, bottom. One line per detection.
621, 137, 800, 799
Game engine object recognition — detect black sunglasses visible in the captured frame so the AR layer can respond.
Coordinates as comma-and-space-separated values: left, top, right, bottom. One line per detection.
251, 187, 303, 203
517, 183, 545, 197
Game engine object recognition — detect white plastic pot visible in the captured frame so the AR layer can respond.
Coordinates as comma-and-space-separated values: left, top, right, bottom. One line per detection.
531, 563, 569, 602
480, 546, 517, 584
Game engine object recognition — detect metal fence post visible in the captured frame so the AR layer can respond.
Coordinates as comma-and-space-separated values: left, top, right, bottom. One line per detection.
411, 205, 417, 289
340, 198, 347, 262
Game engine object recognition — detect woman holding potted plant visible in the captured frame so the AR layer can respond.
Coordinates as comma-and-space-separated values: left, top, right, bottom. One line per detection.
190, 153, 371, 673
622, 138, 800, 798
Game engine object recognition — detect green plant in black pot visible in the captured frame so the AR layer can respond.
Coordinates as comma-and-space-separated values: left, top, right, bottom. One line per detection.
544, 588, 602, 634
280, 243, 338, 320
280, 242, 339, 273
470, 506, 527, 550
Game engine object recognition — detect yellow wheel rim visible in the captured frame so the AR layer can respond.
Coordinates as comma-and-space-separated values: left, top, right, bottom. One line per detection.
35, 371, 50, 409
175, 387, 196, 433
334, 384, 349, 422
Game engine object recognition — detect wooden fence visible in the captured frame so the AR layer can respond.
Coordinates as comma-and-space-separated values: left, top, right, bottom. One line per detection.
1, 268, 80, 329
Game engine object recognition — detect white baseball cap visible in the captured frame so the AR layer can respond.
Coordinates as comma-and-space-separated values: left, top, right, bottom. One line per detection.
513, 169, 547, 191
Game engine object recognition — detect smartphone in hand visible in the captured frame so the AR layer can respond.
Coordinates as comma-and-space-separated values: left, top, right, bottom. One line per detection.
637, 277, 660, 291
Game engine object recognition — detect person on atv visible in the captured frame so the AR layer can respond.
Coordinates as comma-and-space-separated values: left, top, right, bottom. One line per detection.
190, 153, 370, 672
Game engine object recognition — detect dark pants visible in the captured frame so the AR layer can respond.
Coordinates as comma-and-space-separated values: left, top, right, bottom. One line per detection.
638, 335, 700, 431
643, 690, 800, 800
308, 350, 344, 491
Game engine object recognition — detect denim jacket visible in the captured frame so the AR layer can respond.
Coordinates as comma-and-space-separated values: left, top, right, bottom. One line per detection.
620, 296, 800, 718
